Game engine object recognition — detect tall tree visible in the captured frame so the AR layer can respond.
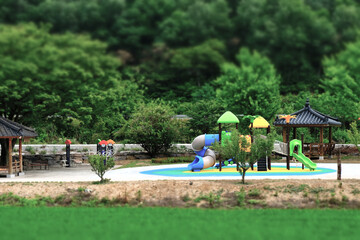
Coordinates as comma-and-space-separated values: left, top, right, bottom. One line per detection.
235, 0, 336, 92
319, 40, 360, 125
215, 48, 281, 120
0, 23, 143, 141
159, 0, 232, 47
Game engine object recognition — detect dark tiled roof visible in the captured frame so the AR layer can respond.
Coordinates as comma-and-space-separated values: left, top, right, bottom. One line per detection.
273, 99, 342, 127
0, 117, 38, 138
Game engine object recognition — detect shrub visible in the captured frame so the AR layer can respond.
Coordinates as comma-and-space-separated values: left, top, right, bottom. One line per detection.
88, 155, 115, 183
347, 121, 360, 151
151, 156, 194, 164
25, 146, 36, 155
185, 99, 225, 135
126, 101, 180, 157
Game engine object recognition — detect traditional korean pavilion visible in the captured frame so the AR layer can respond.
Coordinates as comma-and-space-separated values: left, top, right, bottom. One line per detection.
0, 117, 37, 177
273, 99, 341, 159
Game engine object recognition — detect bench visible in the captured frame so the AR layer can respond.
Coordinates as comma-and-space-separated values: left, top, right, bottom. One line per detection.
25, 160, 49, 170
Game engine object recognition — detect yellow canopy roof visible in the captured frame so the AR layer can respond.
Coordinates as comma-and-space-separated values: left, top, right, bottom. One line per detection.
249, 116, 270, 129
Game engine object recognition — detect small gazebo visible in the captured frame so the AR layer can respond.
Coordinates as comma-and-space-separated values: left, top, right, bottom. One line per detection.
0, 117, 37, 177
273, 99, 341, 159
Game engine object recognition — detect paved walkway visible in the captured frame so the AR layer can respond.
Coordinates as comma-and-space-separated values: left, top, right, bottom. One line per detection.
0, 163, 359, 182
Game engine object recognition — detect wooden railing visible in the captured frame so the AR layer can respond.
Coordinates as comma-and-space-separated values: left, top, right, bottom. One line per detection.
273, 141, 335, 157
302, 143, 335, 157
274, 140, 288, 156
12, 158, 21, 173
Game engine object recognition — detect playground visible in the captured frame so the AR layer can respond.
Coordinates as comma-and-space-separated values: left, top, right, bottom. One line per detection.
0, 162, 359, 182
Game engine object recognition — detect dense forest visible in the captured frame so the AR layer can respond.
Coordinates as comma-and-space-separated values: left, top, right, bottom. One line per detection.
1, 0, 360, 144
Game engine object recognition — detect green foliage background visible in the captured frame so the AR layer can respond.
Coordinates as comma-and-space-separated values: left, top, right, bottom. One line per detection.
1, 0, 360, 144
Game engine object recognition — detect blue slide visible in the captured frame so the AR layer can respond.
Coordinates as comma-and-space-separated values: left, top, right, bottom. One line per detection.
188, 134, 219, 171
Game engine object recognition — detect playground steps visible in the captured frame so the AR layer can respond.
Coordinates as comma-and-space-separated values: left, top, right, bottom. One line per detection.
257, 158, 267, 171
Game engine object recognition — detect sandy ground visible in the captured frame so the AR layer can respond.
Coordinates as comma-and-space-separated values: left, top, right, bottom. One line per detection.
1, 179, 360, 208
0, 163, 359, 207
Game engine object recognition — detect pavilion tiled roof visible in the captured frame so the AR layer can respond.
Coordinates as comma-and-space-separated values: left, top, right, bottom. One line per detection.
273, 99, 342, 127
0, 117, 38, 138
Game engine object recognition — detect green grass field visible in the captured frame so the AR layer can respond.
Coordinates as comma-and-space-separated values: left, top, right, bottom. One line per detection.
0, 207, 359, 240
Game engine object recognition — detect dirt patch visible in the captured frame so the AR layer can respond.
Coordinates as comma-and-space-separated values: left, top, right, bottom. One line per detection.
1, 179, 360, 208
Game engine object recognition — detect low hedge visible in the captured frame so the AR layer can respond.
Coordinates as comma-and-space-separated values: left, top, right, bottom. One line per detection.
151, 156, 194, 164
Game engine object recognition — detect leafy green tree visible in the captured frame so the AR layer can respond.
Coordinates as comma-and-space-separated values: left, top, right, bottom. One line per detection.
213, 128, 275, 184
347, 121, 360, 152
140, 39, 226, 100
185, 99, 225, 136
89, 155, 115, 183
112, 0, 178, 55
126, 101, 180, 157
235, 0, 336, 92
320, 39, 360, 125
159, 0, 232, 47
250, 130, 275, 162
215, 48, 281, 120
212, 128, 251, 184
0, 0, 127, 49
0, 23, 143, 141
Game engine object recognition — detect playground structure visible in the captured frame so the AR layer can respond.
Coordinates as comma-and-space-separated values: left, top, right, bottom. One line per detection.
188, 109, 319, 172
188, 111, 272, 172
97, 139, 115, 157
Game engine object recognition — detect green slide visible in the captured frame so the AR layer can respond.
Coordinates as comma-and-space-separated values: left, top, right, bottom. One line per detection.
289, 139, 317, 171
292, 152, 317, 170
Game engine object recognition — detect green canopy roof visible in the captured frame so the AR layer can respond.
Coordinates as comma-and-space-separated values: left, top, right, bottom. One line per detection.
217, 111, 240, 124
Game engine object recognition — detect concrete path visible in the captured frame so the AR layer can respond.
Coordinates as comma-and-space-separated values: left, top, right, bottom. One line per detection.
0, 163, 359, 182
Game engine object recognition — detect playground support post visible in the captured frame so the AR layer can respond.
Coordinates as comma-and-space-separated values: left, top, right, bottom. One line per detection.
286, 128, 290, 170
218, 123, 222, 172
267, 126, 271, 170
286, 140, 290, 170
329, 127, 332, 159
250, 122, 254, 170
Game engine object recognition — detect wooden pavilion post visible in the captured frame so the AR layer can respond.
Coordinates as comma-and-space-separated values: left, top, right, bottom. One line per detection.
293, 127, 297, 140
236, 123, 238, 129
328, 126, 332, 159
282, 127, 289, 167
19, 137, 23, 173
282, 127, 287, 142
218, 123, 222, 172
301, 133, 304, 170
250, 123, 254, 143
250, 123, 254, 170
8, 138, 12, 175
286, 131, 290, 170
218, 123, 222, 144
267, 126, 271, 170
319, 127, 324, 160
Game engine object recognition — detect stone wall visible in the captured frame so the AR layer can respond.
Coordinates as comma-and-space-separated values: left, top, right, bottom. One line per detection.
14, 151, 194, 167
1, 143, 192, 155
5, 143, 360, 168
